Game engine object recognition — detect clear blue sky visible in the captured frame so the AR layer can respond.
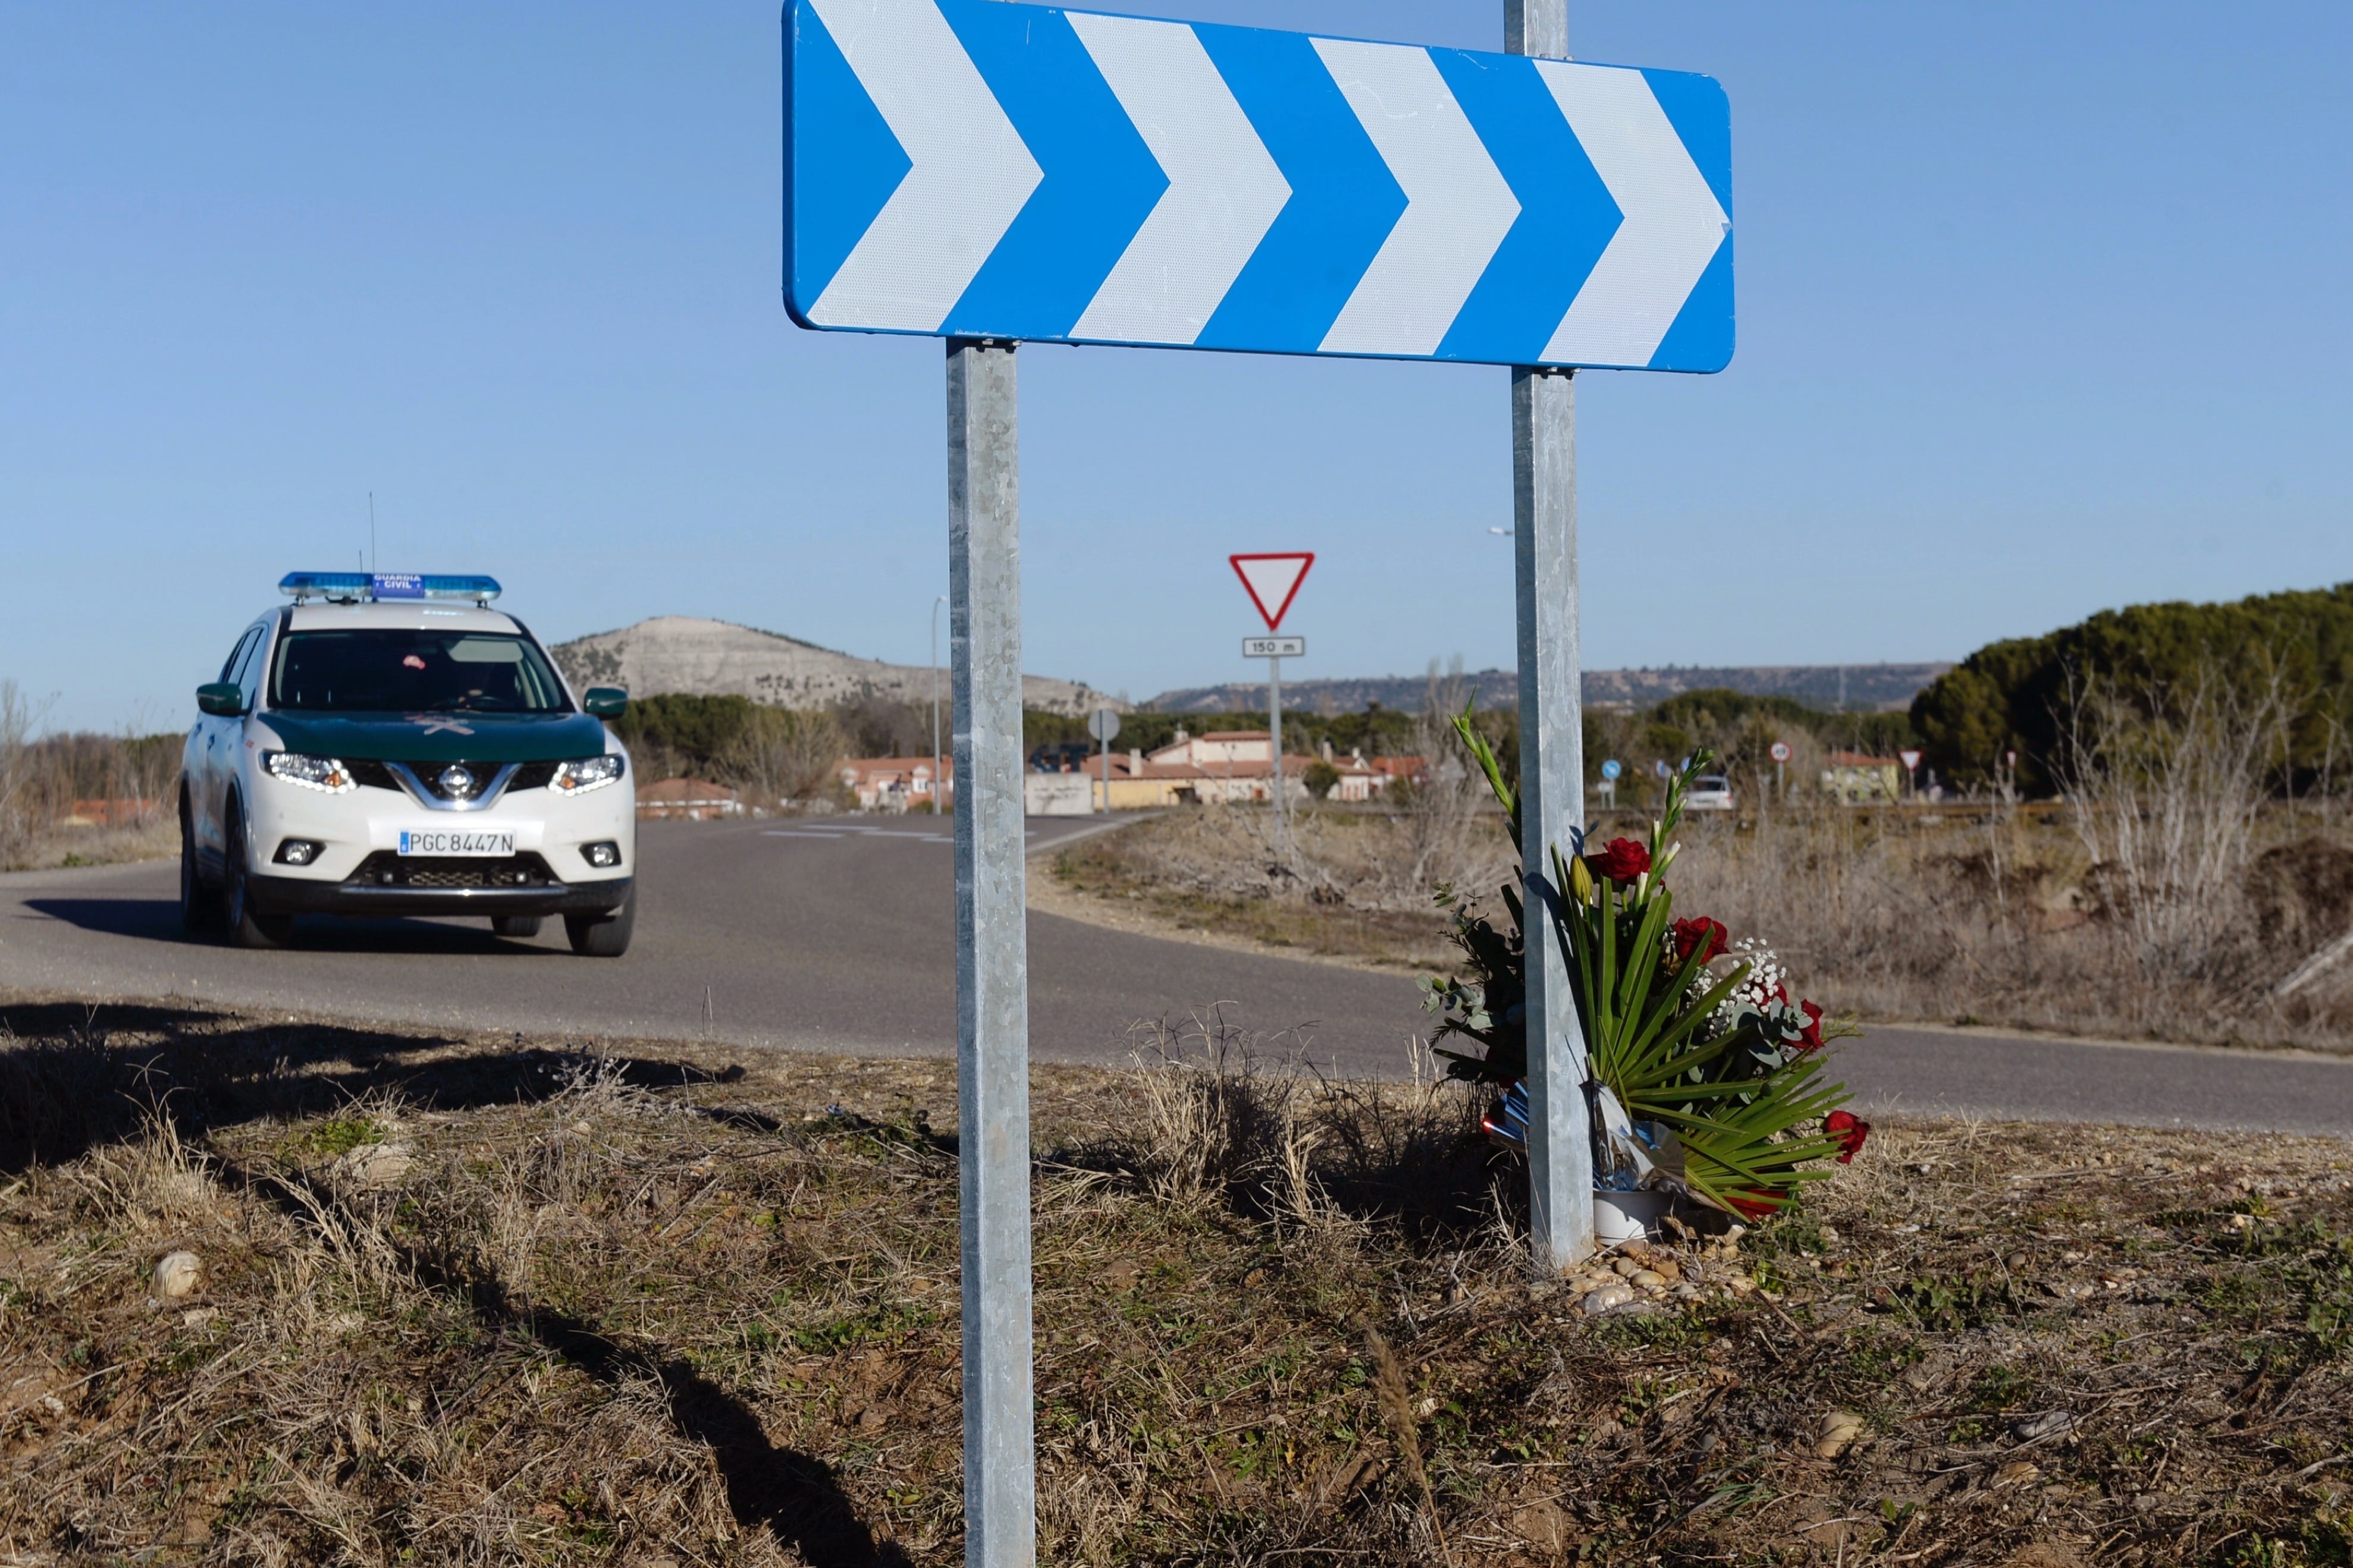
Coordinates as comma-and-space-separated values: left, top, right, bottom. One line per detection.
5, 2, 2348, 730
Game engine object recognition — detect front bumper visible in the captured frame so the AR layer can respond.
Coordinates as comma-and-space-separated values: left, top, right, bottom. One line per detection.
247, 869, 632, 919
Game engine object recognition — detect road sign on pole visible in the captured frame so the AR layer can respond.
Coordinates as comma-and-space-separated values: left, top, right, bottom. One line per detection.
1090, 706, 1122, 813
785, 0, 1732, 372
1899, 747, 1922, 798
787, 0, 1734, 1550
1229, 555, 1310, 849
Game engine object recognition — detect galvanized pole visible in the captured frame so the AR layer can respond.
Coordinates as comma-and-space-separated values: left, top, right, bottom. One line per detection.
1267, 653, 1285, 846
946, 337, 1035, 1568
1508, 0, 1596, 1274
932, 594, 947, 814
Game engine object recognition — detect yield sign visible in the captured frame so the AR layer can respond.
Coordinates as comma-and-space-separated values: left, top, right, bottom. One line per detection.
1230, 552, 1313, 631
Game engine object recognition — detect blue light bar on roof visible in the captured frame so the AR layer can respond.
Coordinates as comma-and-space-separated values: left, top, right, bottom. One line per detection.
280, 572, 501, 604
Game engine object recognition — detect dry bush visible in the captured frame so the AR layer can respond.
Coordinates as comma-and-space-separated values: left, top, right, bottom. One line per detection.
0, 680, 37, 868
1667, 661, 2353, 1048
2056, 667, 2292, 985
1122, 1009, 1505, 1248
0, 693, 180, 869
726, 706, 854, 810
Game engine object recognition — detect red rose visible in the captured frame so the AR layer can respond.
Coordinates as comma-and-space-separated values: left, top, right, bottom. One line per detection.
1671, 916, 1728, 965
1796, 1000, 1825, 1052
1588, 838, 1651, 884
1825, 1110, 1870, 1163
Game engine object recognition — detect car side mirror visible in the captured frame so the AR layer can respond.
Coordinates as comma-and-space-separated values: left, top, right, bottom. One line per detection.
196, 681, 247, 717
582, 687, 629, 718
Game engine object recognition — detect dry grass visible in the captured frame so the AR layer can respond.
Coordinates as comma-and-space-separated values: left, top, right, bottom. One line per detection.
3, 998, 2351, 1566
1051, 805, 1508, 971
1050, 802, 2353, 1052
1670, 805, 2353, 1052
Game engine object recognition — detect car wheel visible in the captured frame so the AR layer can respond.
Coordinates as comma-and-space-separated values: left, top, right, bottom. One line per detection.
178, 796, 224, 933
492, 915, 543, 939
563, 884, 635, 958
222, 800, 296, 950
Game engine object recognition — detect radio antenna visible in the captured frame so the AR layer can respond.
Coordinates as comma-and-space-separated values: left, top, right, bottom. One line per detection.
368, 492, 377, 574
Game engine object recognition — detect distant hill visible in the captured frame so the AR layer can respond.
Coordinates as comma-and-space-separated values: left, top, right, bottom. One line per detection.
550, 617, 1117, 717
1146, 662, 1952, 715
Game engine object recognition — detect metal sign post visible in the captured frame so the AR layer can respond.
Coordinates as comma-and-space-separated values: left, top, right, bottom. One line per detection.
1507, 0, 1594, 1276
786, 0, 1734, 1545
1088, 705, 1121, 812
946, 337, 1033, 1568
1243, 637, 1306, 832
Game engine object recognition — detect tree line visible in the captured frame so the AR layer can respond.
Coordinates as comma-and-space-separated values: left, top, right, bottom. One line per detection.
1909, 580, 2353, 794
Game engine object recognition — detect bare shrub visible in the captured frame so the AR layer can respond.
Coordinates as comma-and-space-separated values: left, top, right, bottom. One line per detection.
0, 681, 38, 868
2056, 665, 2292, 988
1385, 659, 1505, 907
724, 705, 851, 809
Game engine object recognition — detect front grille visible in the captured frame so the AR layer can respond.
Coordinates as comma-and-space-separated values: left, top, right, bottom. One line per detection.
508, 761, 559, 791
346, 759, 400, 791
341, 759, 513, 801
347, 851, 557, 890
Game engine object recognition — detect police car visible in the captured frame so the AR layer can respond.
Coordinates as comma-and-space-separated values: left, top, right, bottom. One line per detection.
180, 573, 636, 955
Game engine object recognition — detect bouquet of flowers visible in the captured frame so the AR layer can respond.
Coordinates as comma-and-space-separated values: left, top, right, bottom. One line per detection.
1421, 722, 1866, 1217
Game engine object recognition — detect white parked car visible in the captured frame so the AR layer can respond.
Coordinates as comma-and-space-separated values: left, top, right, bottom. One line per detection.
179, 573, 637, 954
1686, 774, 1736, 811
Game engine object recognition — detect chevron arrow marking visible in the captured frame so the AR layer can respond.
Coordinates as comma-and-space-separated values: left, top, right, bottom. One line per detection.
1311, 38, 1521, 359
786, 0, 1733, 370
1067, 14, 1292, 346
804, 0, 1041, 332
1535, 61, 1728, 369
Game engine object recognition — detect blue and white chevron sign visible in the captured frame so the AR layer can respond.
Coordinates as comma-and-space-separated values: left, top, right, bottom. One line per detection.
785, 0, 1733, 372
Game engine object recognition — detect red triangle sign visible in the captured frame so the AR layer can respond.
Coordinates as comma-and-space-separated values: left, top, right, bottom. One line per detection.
1229, 552, 1314, 632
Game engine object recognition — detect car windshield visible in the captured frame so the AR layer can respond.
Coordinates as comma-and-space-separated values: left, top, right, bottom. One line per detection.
269, 630, 571, 714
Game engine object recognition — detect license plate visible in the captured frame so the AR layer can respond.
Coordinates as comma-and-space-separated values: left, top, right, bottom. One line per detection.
397, 829, 516, 857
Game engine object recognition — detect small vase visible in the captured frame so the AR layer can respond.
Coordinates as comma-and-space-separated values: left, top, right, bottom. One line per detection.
1593, 1188, 1671, 1246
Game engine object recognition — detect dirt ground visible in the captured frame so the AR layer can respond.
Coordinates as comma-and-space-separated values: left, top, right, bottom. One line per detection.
3, 997, 2349, 1566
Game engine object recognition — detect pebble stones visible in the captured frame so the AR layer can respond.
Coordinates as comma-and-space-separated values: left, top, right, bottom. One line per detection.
1816, 1409, 1866, 1459
2011, 1410, 2074, 1444
1581, 1283, 1636, 1316
153, 1250, 202, 1299
1545, 1230, 1728, 1319
337, 1142, 416, 1189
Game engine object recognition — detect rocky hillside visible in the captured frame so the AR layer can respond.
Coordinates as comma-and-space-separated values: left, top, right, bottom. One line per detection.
1147, 661, 1951, 715
550, 617, 1117, 717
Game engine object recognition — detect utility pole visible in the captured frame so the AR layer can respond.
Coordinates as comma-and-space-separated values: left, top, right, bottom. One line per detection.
1507, 0, 1596, 1274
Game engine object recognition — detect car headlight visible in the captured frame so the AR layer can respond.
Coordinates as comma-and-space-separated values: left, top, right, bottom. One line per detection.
551, 754, 626, 795
263, 752, 355, 793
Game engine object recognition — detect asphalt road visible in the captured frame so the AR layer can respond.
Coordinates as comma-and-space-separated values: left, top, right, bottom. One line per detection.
3, 816, 2349, 1136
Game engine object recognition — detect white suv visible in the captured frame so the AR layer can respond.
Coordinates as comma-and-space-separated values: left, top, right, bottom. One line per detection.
180, 573, 637, 955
